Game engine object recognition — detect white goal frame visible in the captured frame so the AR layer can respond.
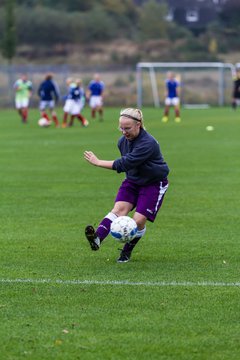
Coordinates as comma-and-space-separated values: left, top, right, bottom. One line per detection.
136, 62, 235, 108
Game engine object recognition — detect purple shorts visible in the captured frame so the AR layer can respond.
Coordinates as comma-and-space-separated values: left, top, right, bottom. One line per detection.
115, 179, 169, 222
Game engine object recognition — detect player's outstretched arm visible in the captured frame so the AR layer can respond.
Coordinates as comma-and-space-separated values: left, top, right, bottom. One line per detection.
84, 151, 114, 169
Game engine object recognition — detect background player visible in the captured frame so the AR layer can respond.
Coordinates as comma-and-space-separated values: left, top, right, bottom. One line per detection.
86, 73, 105, 121
13, 74, 32, 124
68, 79, 89, 127
162, 71, 181, 123
38, 73, 60, 127
232, 67, 240, 110
62, 77, 76, 128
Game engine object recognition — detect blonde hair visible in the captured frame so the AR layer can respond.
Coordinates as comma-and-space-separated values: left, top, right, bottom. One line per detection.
75, 78, 82, 86
120, 108, 145, 129
66, 77, 73, 85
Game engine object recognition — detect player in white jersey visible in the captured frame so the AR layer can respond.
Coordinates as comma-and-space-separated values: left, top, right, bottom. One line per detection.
67, 79, 88, 127
62, 77, 76, 128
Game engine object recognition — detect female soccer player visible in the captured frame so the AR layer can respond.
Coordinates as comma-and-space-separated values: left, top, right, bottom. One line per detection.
13, 74, 32, 124
84, 108, 169, 262
67, 79, 88, 127
162, 71, 181, 123
86, 73, 105, 121
38, 73, 60, 127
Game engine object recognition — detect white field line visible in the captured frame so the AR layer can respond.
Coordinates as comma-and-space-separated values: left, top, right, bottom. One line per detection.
1, 278, 240, 287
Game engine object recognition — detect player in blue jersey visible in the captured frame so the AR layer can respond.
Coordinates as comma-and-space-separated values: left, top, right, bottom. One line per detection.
84, 108, 169, 263
87, 73, 105, 121
38, 73, 60, 127
162, 71, 181, 123
68, 79, 89, 127
62, 77, 76, 128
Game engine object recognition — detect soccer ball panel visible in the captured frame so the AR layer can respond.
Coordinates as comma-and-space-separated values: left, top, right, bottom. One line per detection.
110, 216, 138, 243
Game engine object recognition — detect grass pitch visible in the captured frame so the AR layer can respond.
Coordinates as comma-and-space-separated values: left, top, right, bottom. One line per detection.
0, 106, 240, 359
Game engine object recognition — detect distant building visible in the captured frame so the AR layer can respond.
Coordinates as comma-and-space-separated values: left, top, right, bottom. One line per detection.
135, 0, 228, 32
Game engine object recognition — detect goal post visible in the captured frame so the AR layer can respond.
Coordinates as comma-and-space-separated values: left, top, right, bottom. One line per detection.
136, 62, 235, 108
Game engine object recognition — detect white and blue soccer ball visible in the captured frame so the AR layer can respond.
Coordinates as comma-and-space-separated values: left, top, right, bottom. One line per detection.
110, 216, 138, 243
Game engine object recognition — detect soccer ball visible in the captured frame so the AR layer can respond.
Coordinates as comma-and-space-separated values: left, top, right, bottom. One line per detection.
38, 118, 51, 127
110, 216, 138, 243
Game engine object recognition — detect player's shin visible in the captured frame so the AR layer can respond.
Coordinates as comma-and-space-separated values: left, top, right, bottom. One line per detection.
42, 112, 50, 121
62, 112, 68, 125
164, 106, 169, 116
96, 212, 118, 242
22, 108, 28, 122
68, 115, 74, 126
52, 113, 59, 127
175, 108, 180, 117
77, 114, 86, 125
99, 108, 103, 121
122, 227, 146, 252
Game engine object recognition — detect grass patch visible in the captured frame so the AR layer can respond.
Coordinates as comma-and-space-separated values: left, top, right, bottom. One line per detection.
0, 106, 240, 359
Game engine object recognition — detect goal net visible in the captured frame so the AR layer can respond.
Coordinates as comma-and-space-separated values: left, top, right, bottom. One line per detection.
136, 62, 235, 108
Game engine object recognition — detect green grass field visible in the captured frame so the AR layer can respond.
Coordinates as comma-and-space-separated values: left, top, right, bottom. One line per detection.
1, 106, 240, 360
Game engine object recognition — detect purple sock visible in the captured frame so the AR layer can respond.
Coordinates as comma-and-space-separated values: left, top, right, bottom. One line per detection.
123, 237, 141, 252
96, 218, 112, 241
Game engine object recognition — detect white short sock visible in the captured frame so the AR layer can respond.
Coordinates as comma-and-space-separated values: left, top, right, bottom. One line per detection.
135, 227, 146, 238
105, 212, 118, 222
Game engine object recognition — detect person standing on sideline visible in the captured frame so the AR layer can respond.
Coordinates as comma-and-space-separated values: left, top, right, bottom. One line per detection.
68, 79, 89, 127
38, 73, 60, 127
13, 74, 32, 124
84, 108, 169, 263
86, 73, 105, 121
162, 71, 181, 123
232, 67, 240, 110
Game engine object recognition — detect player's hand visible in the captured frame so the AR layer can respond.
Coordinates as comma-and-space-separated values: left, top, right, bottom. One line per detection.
84, 151, 99, 166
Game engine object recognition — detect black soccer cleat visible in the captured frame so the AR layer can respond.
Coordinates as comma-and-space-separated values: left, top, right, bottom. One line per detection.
117, 249, 132, 263
85, 225, 100, 251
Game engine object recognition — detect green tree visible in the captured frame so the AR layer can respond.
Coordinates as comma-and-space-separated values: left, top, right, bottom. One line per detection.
138, 0, 168, 40
1, 0, 16, 64
16, 7, 80, 45
15, 0, 95, 11
81, 6, 117, 42
99, 0, 138, 38
101, 0, 136, 17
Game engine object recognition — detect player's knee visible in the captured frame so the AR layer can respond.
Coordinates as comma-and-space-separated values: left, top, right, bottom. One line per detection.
112, 208, 128, 217
133, 214, 147, 230
111, 203, 130, 217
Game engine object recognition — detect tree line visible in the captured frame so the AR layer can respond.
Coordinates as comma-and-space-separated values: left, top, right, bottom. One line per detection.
1, 0, 240, 63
